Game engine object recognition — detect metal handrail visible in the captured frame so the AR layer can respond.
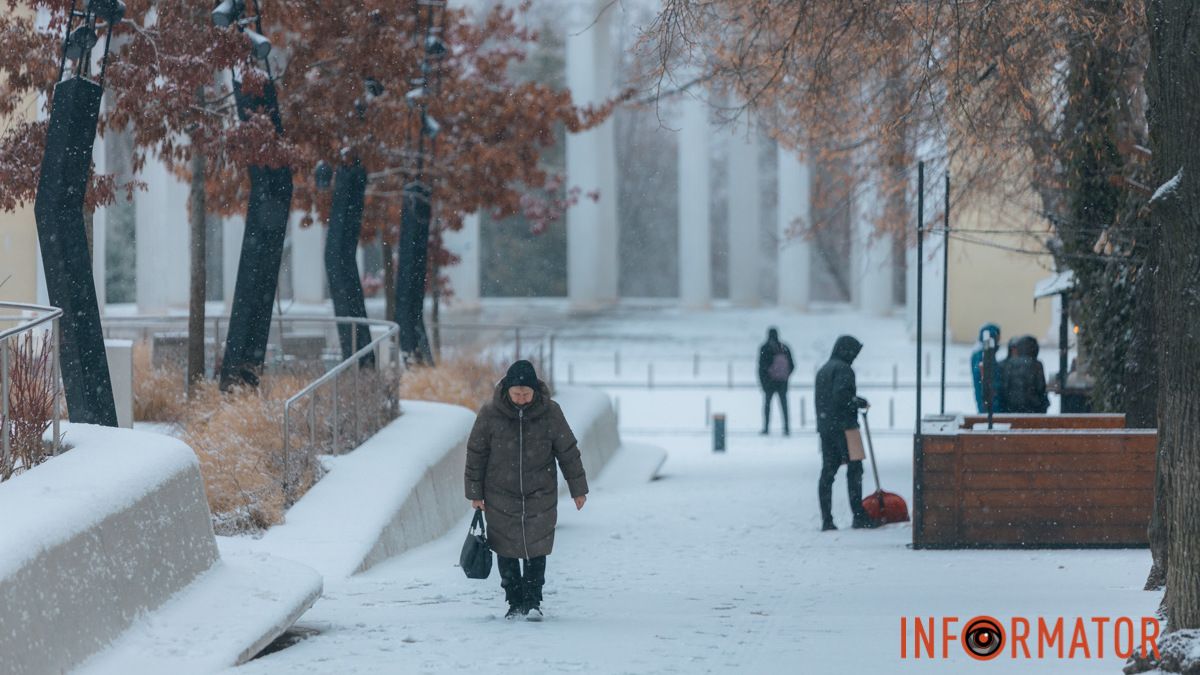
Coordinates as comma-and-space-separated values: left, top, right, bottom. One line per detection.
102, 313, 403, 502
0, 301, 64, 468
279, 316, 402, 501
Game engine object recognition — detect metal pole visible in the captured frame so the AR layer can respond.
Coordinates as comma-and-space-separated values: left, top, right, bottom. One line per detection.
2, 338, 10, 464
309, 391, 316, 449
353, 329, 360, 444
332, 370, 340, 454
940, 171, 950, 414
549, 334, 556, 388
1059, 292, 1069, 412
514, 327, 521, 362
52, 320, 62, 455
282, 403, 291, 498
916, 160, 924, 432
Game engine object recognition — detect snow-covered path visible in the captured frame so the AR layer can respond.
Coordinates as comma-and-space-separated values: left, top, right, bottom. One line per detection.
231, 431, 1158, 674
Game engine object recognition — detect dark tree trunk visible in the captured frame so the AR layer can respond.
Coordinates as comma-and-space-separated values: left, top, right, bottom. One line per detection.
383, 237, 396, 325
324, 162, 373, 365
1133, 256, 1165, 590
219, 80, 293, 390
187, 144, 208, 393
1146, 0, 1200, 632
393, 181, 434, 365
32, 77, 117, 426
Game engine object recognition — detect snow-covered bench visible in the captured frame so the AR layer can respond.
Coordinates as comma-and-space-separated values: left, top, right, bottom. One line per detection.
0, 424, 321, 674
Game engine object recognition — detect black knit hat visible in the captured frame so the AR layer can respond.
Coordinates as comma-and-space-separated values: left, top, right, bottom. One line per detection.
504, 360, 539, 389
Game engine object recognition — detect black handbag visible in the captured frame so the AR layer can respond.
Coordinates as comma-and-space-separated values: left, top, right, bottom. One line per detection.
459, 509, 492, 579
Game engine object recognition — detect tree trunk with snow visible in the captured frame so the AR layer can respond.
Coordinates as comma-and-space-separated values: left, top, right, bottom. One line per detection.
187, 142, 207, 393
1145, 0, 1200, 633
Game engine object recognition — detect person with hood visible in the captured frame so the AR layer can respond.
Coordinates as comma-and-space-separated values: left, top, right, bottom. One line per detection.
465, 360, 589, 621
814, 335, 875, 530
999, 335, 1050, 413
757, 327, 796, 435
970, 323, 1004, 414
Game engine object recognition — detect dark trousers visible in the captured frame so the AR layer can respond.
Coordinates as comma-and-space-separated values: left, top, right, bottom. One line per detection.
818, 432, 866, 522
497, 555, 547, 606
762, 383, 789, 433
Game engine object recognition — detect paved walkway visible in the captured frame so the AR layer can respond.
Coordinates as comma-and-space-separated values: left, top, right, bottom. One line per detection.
231, 433, 1157, 674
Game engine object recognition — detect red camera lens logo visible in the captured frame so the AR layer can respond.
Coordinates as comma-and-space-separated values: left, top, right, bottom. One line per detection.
963, 616, 1004, 660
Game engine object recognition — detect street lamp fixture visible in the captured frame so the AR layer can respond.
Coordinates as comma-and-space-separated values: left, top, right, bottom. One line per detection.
212, 0, 246, 27
245, 29, 272, 60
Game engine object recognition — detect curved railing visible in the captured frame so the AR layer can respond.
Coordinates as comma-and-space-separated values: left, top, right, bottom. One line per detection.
101, 313, 402, 504
0, 302, 64, 477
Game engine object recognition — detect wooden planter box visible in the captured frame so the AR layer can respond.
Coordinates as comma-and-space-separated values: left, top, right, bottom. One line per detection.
913, 414, 1156, 549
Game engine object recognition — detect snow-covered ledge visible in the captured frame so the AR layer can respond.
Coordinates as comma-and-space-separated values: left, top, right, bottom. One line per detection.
0, 424, 321, 674
254, 388, 625, 579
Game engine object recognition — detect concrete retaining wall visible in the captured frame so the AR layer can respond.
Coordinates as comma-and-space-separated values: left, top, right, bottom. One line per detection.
259, 388, 623, 578
0, 424, 320, 674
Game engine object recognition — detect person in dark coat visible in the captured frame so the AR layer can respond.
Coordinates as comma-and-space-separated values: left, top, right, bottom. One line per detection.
970, 323, 1003, 413
999, 335, 1050, 413
758, 327, 795, 435
465, 360, 589, 621
814, 335, 875, 530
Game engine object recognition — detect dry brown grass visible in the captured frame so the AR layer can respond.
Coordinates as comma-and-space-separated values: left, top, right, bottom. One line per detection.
400, 352, 505, 412
128, 342, 503, 534
181, 375, 314, 534
132, 342, 187, 423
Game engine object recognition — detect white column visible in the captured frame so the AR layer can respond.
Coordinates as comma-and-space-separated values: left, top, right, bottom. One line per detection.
136, 157, 189, 313
906, 226, 945, 338
565, 0, 618, 311
727, 117, 761, 306
776, 147, 811, 310
852, 175, 894, 316
444, 212, 481, 311
223, 215, 244, 307
91, 132, 107, 312
290, 212, 325, 305
678, 91, 711, 308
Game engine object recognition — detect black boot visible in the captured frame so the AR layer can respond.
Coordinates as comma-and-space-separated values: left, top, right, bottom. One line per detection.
524, 557, 546, 621
498, 556, 526, 619
848, 461, 878, 529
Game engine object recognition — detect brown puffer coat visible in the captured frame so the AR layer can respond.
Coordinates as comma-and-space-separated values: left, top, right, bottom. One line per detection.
465, 381, 588, 559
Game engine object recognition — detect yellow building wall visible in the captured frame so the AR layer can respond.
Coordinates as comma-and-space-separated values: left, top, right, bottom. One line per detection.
948, 189, 1055, 346
0, 2, 40, 304
0, 205, 38, 304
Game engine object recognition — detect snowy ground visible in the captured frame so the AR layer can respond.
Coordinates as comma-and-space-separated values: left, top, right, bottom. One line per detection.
223, 303, 1146, 674
229, 432, 1157, 674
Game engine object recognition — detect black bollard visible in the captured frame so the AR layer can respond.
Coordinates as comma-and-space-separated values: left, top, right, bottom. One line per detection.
713, 413, 726, 452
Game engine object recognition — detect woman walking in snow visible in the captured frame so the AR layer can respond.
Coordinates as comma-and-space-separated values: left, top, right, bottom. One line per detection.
465, 360, 589, 621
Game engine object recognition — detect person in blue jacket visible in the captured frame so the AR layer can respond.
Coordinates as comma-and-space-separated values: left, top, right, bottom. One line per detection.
970, 324, 1004, 413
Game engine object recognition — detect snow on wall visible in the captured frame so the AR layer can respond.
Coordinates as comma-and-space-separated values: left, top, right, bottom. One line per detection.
0, 424, 218, 675
253, 389, 622, 579
554, 386, 621, 493
0, 424, 323, 675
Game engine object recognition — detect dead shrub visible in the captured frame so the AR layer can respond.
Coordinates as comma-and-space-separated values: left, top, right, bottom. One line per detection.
181, 373, 317, 535
132, 342, 186, 423
400, 352, 505, 412
1, 332, 61, 481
